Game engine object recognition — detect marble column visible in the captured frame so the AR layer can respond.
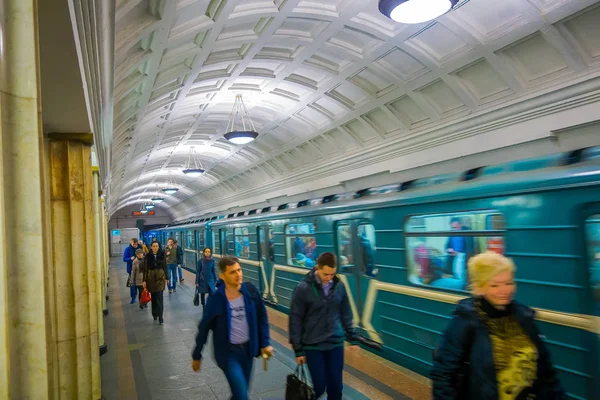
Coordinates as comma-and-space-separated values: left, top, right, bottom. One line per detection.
93, 168, 107, 356
100, 197, 108, 314
101, 199, 110, 303
0, 0, 54, 398
47, 133, 101, 399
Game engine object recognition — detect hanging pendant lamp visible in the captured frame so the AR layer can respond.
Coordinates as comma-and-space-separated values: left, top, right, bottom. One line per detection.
182, 146, 205, 176
224, 95, 259, 145
378, 0, 458, 24
162, 171, 179, 195
140, 203, 148, 214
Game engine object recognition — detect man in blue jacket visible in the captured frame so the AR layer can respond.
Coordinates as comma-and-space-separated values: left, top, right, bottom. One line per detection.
123, 238, 141, 275
289, 252, 360, 400
191, 256, 273, 400
123, 238, 143, 301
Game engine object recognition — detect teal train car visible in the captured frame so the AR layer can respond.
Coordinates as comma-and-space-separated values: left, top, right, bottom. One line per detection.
148, 147, 600, 400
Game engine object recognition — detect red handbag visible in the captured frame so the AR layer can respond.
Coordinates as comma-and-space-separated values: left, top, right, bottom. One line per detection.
140, 289, 151, 305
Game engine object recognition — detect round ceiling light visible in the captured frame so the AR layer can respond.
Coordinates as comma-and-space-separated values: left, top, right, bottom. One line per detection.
378, 0, 458, 24
151, 197, 164, 203
182, 168, 205, 177
141, 209, 148, 214
145, 203, 155, 210
162, 188, 179, 195
224, 130, 259, 145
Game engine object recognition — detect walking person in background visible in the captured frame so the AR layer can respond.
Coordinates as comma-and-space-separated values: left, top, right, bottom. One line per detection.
131, 248, 146, 308
174, 239, 184, 283
123, 238, 142, 301
289, 252, 360, 400
143, 241, 168, 324
431, 251, 565, 399
165, 238, 179, 294
191, 256, 273, 400
196, 247, 216, 308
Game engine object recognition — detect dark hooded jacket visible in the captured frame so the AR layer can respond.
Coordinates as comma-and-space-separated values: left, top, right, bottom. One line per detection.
288, 269, 359, 356
431, 297, 565, 400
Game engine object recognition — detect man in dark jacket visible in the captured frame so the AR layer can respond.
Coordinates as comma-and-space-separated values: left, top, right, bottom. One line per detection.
191, 256, 273, 400
289, 252, 359, 400
174, 239, 184, 283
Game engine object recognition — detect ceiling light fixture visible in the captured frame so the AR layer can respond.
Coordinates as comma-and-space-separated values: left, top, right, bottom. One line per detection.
145, 202, 155, 210
151, 197, 164, 203
224, 94, 259, 145
378, 0, 458, 24
182, 146, 205, 176
140, 204, 148, 214
162, 171, 179, 195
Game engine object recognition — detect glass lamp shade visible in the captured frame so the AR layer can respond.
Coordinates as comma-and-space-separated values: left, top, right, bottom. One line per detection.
378, 0, 457, 24
182, 168, 205, 177
162, 188, 179, 195
145, 204, 155, 210
151, 197, 164, 203
224, 130, 258, 145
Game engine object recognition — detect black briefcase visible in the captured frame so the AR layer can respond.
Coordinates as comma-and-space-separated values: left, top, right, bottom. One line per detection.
285, 365, 315, 400
193, 288, 200, 307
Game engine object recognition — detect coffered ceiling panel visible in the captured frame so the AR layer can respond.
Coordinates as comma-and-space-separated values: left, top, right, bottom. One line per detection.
109, 0, 600, 218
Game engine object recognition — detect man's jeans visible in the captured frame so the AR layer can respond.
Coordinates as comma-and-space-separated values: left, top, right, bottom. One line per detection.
167, 264, 178, 290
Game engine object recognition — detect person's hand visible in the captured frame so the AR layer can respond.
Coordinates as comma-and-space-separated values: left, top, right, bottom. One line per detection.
192, 360, 201, 372
178, 264, 181, 268
261, 346, 274, 358
296, 356, 306, 365
131, 256, 135, 260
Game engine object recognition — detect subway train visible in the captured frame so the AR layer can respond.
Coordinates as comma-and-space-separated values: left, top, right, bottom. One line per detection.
146, 147, 600, 400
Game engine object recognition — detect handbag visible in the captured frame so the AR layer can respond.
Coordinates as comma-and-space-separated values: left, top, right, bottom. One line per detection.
140, 289, 151, 305
285, 365, 315, 400
193, 288, 200, 306
126, 274, 132, 287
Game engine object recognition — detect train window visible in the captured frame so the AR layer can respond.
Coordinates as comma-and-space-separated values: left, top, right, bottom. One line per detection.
405, 210, 506, 291
359, 224, 377, 277
336, 224, 377, 277
285, 223, 317, 268
585, 215, 600, 310
234, 227, 250, 259
186, 230, 195, 249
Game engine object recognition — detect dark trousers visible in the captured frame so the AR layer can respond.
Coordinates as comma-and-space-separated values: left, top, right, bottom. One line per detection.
223, 342, 252, 400
150, 291, 164, 319
200, 287, 213, 306
305, 346, 344, 400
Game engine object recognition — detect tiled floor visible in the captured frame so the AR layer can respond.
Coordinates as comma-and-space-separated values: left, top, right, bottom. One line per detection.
100, 257, 431, 399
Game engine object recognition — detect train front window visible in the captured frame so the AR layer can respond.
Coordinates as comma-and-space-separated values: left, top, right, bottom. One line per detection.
285, 223, 317, 268
234, 227, 250, 259
585, 215, 600, 309
405, 210, 506, 292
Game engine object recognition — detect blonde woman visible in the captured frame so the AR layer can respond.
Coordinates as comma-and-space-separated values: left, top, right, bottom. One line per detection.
431, 251, 565, 400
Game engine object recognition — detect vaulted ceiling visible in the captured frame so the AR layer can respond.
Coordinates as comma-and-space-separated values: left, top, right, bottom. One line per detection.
110, 0, 600, 220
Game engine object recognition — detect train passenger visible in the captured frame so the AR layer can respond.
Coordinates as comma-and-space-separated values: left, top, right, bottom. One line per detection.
143, 242, 168, 324
192, 256, 273, 400
195, 247, 217, 308
165, 238, 182, 294
431, 251, 565, 400
174, 239, 184, 283
289, 252, 360, 400
130, 249, 146, 309
123, 238, 142, 301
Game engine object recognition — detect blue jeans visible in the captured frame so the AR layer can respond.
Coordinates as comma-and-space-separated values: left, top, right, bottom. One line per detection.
305, 346, 344, 400
223, 342, 253, 400
167, 264, 178, 290
178, 265, 183, 280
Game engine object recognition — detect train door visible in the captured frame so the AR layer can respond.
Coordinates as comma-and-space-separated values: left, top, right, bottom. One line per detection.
257, 225, 274, 300
335, 219, 377, 332
583, 208, 600, 400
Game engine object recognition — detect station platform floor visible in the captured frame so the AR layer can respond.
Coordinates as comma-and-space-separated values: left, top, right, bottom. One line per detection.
100, 257, 432, 399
